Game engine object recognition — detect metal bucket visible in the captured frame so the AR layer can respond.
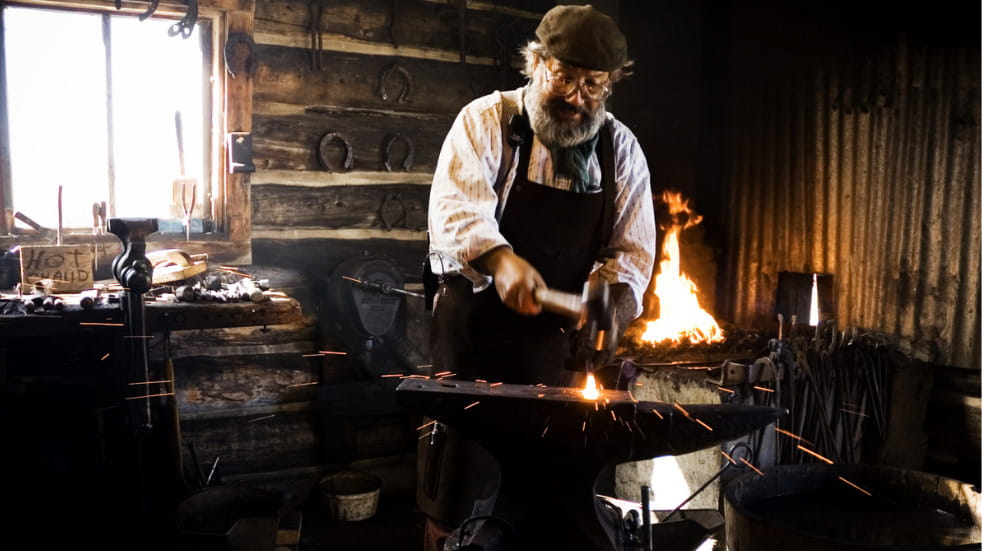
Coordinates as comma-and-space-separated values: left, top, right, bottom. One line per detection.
319, 471, 382, 521
724, 464, 981, 550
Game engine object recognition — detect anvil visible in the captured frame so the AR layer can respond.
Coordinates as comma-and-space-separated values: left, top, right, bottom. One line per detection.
397, 378, 786, 551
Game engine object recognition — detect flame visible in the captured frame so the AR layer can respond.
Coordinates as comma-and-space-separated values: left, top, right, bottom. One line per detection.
581, 373, 600, 400
641, 191, 724, 345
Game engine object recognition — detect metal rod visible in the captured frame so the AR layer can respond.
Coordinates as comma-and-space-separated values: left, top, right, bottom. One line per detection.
640, 485, 652, 551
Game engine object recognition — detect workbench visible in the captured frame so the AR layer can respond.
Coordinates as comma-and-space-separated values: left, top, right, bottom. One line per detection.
0, 290, 305, 546
0, 293, 302, 337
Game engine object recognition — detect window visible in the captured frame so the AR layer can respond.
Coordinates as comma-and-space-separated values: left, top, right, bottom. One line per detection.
0, 0, 253, 263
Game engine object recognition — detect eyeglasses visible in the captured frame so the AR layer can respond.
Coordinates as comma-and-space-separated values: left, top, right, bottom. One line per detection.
541, 66, 611, 101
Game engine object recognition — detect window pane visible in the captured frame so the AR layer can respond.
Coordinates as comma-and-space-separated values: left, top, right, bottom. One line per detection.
4, 6, 207, 231
5, 7, 109, 229
111, 16, 205, 227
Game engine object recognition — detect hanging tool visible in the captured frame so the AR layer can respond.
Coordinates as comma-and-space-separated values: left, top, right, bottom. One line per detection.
168, 0, 198, 39
138, 0, 160, 21
308, 2, 325, 71
174, 111, 196, 240
56, 185, 63, 246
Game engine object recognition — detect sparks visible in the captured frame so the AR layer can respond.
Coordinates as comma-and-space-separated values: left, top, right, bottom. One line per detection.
581, 373, 600, 400
774, 427, 814, 446
797, 444, 834, 464
464, 401, 479, 410
717, 385, 735, 393
417, 420, 436, 431
125, 392, 174, 400
694, 418, 713, 431
752, 385, 775, 393
288, 381, 318, 387
740, 457, 764, 475
672, 403, 690, 417
721, 450, 737, 465
837, 476, 872, 496
318, 350, 348, 355
651, 408, 664, 419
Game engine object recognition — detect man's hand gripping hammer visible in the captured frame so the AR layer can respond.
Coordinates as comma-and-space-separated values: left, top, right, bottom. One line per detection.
533, 279, 616, 371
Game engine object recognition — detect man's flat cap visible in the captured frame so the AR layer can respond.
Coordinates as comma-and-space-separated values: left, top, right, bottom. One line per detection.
535, 4, 627, 72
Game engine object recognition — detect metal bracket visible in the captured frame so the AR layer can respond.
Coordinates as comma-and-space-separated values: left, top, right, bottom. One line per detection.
317, 132, 354, 171
382, 133, 414, 171
378, 63, 412, 104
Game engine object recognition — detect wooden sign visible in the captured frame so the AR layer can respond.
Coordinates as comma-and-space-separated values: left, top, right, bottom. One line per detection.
19, 245, 94, 293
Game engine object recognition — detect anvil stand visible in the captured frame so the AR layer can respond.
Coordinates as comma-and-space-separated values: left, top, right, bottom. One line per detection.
109, 218, 175, 541
397, 379, 786, 551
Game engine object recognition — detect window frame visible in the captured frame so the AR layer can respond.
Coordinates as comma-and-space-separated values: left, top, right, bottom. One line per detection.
0, 0, 253, 264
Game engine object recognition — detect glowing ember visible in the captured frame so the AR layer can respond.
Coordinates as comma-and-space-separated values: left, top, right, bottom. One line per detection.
641, 191, 724, 345
581, 373, 600, 400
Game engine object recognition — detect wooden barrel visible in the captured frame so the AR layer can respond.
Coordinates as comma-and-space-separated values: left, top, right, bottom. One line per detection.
724, 464, 981, 550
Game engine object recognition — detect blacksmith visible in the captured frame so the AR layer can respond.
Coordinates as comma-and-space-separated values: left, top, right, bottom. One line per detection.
420, 4, 657, 548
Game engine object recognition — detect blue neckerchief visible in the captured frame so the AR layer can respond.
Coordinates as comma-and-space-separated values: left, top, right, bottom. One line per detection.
550, 133, 600, 193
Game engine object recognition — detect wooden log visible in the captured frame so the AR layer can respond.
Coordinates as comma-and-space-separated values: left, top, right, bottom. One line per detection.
255, 0, 539, 62
252, 111, 450, 172
172, 352, 321, 412
180, 403, 322, 476
251, 183, 428, 231
254, 45, 525, 117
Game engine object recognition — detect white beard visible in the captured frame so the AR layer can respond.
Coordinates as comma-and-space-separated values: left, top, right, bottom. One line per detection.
525, 80, 606, 148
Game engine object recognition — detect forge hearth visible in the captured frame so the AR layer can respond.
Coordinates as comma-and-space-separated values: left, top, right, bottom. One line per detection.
397, 378, 786, 551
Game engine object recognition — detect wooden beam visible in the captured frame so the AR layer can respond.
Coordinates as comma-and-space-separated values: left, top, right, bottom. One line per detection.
251, 228, 426, 241
251, 169, 432, 187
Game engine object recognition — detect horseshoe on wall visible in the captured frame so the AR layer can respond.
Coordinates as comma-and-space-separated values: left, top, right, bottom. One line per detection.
382, 133, 414, 172
377, 63, 412, 104
225, 32, 257, 79
317, 132, 354, 171
378, 193, 408, 231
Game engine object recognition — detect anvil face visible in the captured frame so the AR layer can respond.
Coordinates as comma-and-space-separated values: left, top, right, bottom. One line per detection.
398, 379, 787, 551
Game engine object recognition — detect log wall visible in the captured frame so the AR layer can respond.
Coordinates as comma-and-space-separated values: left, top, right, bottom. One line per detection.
217, 0, 549, 494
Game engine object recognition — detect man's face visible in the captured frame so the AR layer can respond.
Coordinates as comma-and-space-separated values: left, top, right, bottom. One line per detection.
526, 55, 610, 148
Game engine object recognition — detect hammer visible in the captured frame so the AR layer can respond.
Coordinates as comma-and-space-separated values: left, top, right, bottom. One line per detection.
534, 280, 614, 368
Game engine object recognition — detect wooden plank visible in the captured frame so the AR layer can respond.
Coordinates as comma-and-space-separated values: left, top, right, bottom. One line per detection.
255, 0, 538, 63
253, 45, 524, 117
251, 168, 433, 187
251, 183, 428, 230
180, 405, 321, 475
225, 9, 255, 246
252, 111, 450, 172
250, 228, 426, 241
174, 354, 321, 412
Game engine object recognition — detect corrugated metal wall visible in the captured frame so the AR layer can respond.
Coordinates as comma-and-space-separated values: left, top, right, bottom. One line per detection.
717, 6, 980, 368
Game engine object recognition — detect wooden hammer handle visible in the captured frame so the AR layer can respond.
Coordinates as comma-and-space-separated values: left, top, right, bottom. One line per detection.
533, 287, 583, 321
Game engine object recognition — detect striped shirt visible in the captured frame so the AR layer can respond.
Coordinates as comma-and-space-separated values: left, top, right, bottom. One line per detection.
428, 87, 657, 316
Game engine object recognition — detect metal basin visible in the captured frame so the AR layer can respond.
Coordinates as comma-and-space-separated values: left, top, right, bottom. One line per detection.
724, 463, 982, 551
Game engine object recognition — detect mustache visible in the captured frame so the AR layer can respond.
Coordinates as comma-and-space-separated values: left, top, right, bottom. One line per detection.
546, 97, 591, 118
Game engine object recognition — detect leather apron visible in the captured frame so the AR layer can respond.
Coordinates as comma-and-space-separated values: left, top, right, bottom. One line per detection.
419, 114, 616, 533
429, 115, 616, 386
